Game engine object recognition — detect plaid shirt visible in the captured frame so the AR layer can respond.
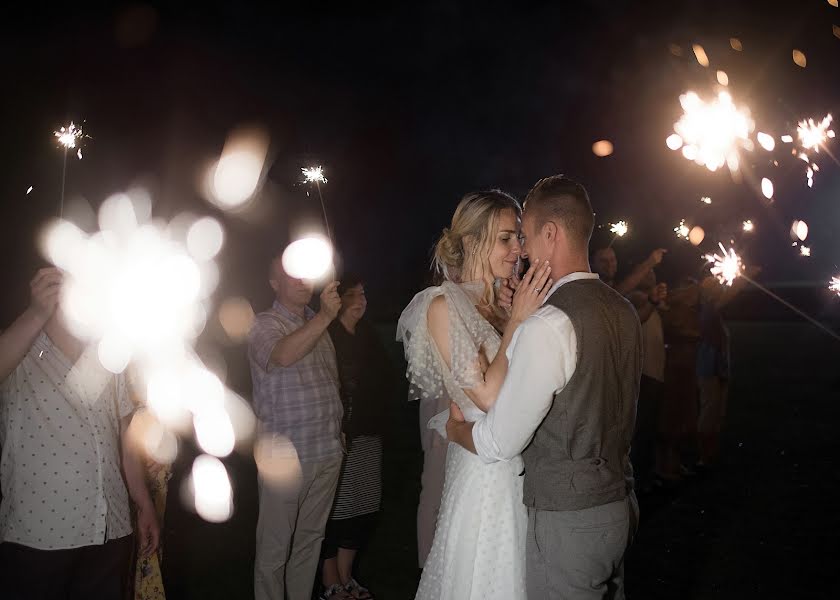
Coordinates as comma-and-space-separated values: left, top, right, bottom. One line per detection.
248, 300, 343, 462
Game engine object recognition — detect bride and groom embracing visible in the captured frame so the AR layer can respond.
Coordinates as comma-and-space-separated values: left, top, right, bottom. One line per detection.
397, 175, 642, 600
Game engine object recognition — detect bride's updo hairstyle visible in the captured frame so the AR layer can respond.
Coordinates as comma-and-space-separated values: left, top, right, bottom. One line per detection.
432, 190, 521, 318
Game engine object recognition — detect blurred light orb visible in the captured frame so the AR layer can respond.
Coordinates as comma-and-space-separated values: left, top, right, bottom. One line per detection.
254, 434, 302, 485
791, 220, 809, 241
191, 455, 233, 523
97, 335, 132, 374
666, 134, 683, 150
282, 236, 333, 280
194, 409, 236, 458
730, 38, 743, 51
207, 128, 269, 210
218, 297, 255, 342
792, 49, 807, 68
592, 140, 614, 157
761, 178, 774, 199
187, 217, 225, 262
716, 70, 729, 86
756, 132, 775, 151
689, 226, 706, 246
692, 44, 709, 67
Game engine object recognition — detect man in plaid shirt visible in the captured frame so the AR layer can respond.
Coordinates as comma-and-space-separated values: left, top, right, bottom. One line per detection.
249, 256, 343, 600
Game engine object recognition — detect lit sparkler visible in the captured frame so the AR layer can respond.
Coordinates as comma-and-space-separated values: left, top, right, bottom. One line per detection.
301, 166, 328, 184
797, 114, 834, 152
829, 276, 840, 297
800, 245, 811, 257
610, 221, 628, 237
742, 220, 754, 232
53, 121, 88, 218
301, 165, 332, 244
668, 91, 754, 173
674, 219, 690, 240
701, 196, 712, 204
704, 243, 744, 286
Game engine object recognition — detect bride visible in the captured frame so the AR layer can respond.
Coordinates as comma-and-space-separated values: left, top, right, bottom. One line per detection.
397, 190, 552, 599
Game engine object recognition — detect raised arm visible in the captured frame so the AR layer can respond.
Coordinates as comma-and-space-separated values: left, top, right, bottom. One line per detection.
267, 282, 341, 368
427, 261, 553, 412
0, 268, 62, 382
615, 249, 667, 295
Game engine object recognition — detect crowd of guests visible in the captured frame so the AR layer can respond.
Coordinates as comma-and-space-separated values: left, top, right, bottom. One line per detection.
0, 228, 751, 600
589, 243, 754, 495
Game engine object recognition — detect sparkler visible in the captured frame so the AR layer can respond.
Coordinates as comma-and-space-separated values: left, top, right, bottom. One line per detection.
742, 220, 754, 233
53, 121, 87, 217
674, 219, 690, 240
302, 166, 332, 244
703, 247, 840, 343
797, 114, 833, 151
800, 245, 811, 257
668, 91, 754, 173
829, 276, 840, 297
704, 243, 743, 286
701, 196, 712, 204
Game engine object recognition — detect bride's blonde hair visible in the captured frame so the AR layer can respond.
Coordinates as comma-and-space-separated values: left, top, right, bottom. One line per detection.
433, 190, 521, 319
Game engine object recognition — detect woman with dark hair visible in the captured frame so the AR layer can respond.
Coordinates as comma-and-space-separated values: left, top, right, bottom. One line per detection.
319, 275, 393, 600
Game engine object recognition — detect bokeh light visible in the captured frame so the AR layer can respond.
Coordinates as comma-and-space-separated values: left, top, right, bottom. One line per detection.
281, 236, 334, 280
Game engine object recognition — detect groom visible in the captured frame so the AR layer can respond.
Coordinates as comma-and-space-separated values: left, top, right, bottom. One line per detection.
447, 175, 642, 599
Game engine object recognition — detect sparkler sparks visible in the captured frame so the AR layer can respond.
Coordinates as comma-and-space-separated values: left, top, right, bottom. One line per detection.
742, 220, 754, 232
26, 186, 33, 195
674, 219, 690, 240
54, 122, 85, 151
669, 91, 754, 172
756, 132, 775, 151
610, 221, 628, 237
701, 196, 712, 204
301, 166, 327, 184
829, 276, 840, 296
800, 245, 811, 257
797, 114, 834, 152
704, 243, 744, 286
781, 135, 793, 143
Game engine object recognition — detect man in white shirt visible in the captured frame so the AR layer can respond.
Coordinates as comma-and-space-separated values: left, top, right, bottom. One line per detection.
0, 268, 158, 600
448, 176, 642, 599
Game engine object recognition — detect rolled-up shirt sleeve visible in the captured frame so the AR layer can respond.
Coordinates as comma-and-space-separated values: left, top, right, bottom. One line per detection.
471, 307, 577, 462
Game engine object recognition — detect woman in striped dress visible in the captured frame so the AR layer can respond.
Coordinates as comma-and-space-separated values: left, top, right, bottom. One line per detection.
320, 275, 393, 600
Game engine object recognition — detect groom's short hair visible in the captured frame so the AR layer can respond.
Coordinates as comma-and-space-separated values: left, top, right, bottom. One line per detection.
524, 175, 595, 248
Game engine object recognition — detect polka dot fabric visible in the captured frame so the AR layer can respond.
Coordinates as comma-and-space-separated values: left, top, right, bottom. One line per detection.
0, 333, 133, 550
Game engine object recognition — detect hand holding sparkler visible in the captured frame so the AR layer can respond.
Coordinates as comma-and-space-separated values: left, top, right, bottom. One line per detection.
318, 281, 342, 321
27, 268, 63, 323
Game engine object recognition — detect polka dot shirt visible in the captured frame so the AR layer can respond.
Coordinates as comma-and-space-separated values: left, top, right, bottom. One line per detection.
0, 333, 134, 550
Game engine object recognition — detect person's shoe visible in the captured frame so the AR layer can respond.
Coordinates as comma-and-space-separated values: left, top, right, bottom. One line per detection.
319, 584, 354, 600
345, 577, 374, 599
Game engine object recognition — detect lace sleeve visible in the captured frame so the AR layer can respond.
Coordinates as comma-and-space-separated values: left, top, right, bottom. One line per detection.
396, 283, 502, 436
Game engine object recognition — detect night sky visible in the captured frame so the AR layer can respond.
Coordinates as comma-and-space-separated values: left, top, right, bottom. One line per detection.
3, 0, 840, 327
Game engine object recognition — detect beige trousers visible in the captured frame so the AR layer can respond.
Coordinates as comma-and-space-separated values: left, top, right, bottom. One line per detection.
254, 457, 342, 600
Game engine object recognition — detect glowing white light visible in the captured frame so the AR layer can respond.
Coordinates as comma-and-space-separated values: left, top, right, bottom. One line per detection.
97, 335, 131, 374
187, 217, 225, 262
791, 220, 809, 241
302, 166, 328, 184
26, 186, 33, 195
701, 196, 712, 204
797, 114, 833, 152
672, 90, 754, 172
194, 409, 236, 458
54, 122, 84, 150
742, 220, 754, 232
191, 455, 233, 523
716, 70, 729, 86
704, 243, 744, 286
207, 129, 269, 210
674, 219, 690, 240
781, 135, 793, 143
829, 276, 840, 296
800, 245, 811, 257
610, 221, 628, 237
757, 132, 775, 151
666, 134, 683, 150
281, 236, 333, 280
761, 178, 774, 199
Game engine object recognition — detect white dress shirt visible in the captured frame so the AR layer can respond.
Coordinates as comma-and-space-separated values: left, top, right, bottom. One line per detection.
0, 333, 134, 549
471, 272, 599, 462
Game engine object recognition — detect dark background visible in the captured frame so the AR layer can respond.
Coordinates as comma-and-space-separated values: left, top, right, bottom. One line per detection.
3, 2, 840, 598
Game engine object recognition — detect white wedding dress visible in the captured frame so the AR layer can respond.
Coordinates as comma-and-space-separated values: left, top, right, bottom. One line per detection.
397, 281, 527, 600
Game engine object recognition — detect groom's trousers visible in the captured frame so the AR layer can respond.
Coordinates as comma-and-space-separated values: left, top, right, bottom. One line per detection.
526, 493, 639, 600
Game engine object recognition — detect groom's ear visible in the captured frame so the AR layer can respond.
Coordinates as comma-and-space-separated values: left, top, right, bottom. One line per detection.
543, 220, 558, 241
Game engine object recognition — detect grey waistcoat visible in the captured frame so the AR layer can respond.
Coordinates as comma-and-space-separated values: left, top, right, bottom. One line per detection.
521, 278, 643, 512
